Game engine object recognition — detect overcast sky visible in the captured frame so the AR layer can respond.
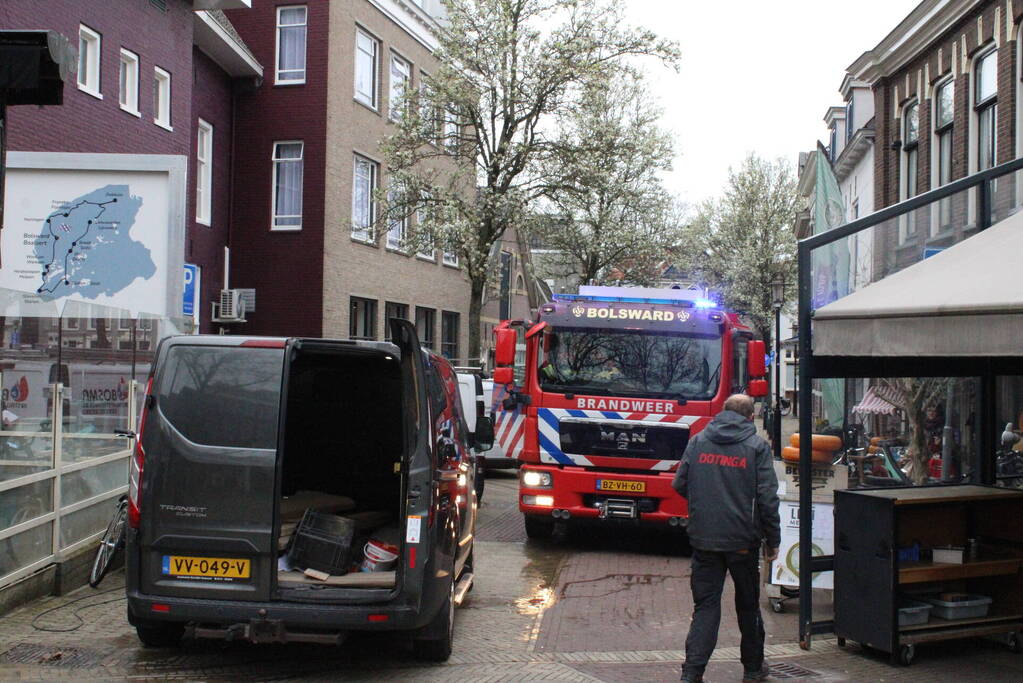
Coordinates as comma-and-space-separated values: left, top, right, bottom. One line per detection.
623, 0, 922, 205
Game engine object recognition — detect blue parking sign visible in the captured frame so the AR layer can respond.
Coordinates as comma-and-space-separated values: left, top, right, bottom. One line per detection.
183, 264, 198, 316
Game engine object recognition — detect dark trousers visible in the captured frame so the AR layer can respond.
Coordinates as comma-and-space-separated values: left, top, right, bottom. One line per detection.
683, 548, 765, 676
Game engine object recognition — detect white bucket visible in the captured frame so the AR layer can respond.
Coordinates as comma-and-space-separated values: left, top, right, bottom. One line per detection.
360, 540, 398, 572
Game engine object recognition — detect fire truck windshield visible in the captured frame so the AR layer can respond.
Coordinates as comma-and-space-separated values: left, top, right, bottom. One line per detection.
538, 328, 722, 401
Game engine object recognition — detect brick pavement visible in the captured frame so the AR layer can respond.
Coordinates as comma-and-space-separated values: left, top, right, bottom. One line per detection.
3, 469, 1023, 680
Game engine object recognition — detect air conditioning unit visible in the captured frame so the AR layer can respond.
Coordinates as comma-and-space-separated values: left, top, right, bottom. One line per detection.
212, 289, 247, 324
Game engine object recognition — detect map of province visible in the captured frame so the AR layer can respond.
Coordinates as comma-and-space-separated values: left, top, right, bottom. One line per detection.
34, 184, 155, 300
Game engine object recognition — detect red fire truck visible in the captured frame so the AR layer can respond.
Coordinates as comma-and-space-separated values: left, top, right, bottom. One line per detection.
490, 285, 768, 538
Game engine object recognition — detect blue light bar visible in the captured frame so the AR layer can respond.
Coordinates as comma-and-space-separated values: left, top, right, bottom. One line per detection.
552, 293, 695, 306
694, 299, 717, 309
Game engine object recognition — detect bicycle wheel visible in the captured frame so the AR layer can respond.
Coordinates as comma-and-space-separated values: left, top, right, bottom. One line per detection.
89, 498, 127, 588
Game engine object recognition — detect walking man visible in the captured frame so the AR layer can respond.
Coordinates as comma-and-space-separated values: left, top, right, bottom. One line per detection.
673, 394, 780, 683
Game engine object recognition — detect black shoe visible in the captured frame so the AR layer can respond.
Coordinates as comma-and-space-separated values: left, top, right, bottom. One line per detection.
681, 669, 704, 682
741, 665, 770, 682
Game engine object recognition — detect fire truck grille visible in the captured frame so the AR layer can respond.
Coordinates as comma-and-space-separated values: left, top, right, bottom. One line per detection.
558, 420, 689, 460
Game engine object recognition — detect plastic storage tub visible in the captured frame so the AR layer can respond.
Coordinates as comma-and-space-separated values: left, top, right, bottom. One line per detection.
287, 510, 356, 575
898, 600, 933, 626
921, 593, 992, 620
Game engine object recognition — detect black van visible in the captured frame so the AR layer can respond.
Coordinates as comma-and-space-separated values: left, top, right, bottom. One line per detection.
124, 320, 492, 660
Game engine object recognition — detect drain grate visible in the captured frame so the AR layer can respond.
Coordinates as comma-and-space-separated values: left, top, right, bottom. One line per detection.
769, 662, 821, 679
1, 643, 103, 668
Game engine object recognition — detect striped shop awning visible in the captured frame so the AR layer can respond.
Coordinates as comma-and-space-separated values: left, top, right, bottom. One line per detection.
852, 385, 903, 416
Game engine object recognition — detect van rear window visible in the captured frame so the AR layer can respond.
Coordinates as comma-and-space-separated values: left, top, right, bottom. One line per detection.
157, 346, 283, 449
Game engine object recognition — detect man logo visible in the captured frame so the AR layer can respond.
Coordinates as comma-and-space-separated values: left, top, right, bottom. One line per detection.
572, 306, 585, 318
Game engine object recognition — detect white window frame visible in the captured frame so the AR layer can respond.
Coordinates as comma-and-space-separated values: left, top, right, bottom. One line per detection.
442, 248, 459, 267
443, 108, 459, 152
898, 99, 919, 244
271, 141, 304, 231
386, 187, 408, 251
355, 29, 379, 109
389, 52, 411, 121
119, 48, 140, 116
352, 154, 378, 242
153, 67, 172, 130
930, 76, 955, 237
196, 119, 213, 226
416, 195, 435, 260
78, 25, 102, 99
275, 5, 307, 85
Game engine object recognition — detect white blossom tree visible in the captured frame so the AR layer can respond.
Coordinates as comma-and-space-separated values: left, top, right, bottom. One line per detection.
532, 69, 683, 286
682, 154, 798, 348
380, 0, 678, 362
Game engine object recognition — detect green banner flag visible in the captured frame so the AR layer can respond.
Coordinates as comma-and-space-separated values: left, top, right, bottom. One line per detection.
812, 144, 849, 427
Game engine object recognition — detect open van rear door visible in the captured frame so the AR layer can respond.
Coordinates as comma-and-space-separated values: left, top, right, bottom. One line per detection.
389, 319, 433, 582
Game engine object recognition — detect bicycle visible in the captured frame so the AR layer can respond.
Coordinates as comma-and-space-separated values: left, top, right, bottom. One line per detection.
89, 495, 127, 588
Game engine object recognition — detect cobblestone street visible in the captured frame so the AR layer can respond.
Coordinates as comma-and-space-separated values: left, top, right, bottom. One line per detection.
2, 471, 1023, 681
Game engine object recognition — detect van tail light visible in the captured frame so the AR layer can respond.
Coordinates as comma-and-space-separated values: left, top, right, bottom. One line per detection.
128, 377, 154, 529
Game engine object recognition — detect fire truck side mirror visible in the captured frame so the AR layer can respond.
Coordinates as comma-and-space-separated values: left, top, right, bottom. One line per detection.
494, 328, 516, 366
493, 367, 514, 385
748, 379, 768, 398
747, 340, 766, 377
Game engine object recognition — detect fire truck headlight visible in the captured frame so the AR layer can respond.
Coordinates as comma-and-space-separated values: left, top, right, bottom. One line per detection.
523, 495, 555, 507
522, 470, 552, 488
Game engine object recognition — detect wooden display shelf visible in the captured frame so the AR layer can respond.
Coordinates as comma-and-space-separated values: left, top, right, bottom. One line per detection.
899, 558, 1023, 584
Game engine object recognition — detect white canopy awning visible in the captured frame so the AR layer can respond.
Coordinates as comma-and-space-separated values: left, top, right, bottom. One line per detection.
813, 209, 1023, 357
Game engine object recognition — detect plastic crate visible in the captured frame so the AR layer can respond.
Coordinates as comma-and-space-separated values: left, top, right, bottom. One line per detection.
921, 593, 992, 620
897, 599, 932, 626
287, 510, 356, 576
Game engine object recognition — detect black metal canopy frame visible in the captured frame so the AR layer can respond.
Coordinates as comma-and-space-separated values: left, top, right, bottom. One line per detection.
795, 154, 1023, 647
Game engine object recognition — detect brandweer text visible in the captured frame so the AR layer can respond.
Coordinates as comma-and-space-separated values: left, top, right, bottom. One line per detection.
575, 398, 675, 413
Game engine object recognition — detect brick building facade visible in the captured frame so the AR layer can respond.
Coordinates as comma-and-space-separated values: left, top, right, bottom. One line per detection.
848, 0, 1023, 276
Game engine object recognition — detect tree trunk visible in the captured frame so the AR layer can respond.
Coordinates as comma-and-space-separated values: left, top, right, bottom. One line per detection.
467, 276, 485, 368
906, 398, 930, 484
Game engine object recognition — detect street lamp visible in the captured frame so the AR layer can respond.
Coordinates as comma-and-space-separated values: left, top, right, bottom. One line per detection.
771, 277, 785, 459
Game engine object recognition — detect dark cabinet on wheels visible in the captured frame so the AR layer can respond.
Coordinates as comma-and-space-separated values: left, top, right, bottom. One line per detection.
834, 485, 1023, 666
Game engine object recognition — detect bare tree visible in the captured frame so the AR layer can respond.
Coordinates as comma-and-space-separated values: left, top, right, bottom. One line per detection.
380, 0, 678, 362
533, 67, 681, 285
681, 154, 798, 348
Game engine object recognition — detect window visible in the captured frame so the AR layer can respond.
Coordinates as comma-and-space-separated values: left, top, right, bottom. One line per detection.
441, 311, 459, 360
934, 79, 954, 230
275, 5, 307, 84
384, 301, 409, 341
77, 25, 101, 98
829, 126, 837, 161
442, 245, 458, 266
119, 48, 139, 115
272, 141, 304, 230
443, 108, 459, 152
355, 29, 378, 108
154, 67, 171, 129
389, 53, 411, 120
416, 195, 435, 259
386, 186, 407, 250
64, 318, 80, 330
118, 318, 132, 330
846, 98, 854, 143
349, 297, 377, 340
976, 50, 998, 172
157, 346, 283, 449
899, 100, 919, 243
415, 307, 435, 349
196, 119, 213, 225
419, 73, 436, 140
353, 155, 378, 241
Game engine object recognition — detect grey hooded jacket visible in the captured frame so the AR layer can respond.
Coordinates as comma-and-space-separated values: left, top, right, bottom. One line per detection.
672, 410, 781, 552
